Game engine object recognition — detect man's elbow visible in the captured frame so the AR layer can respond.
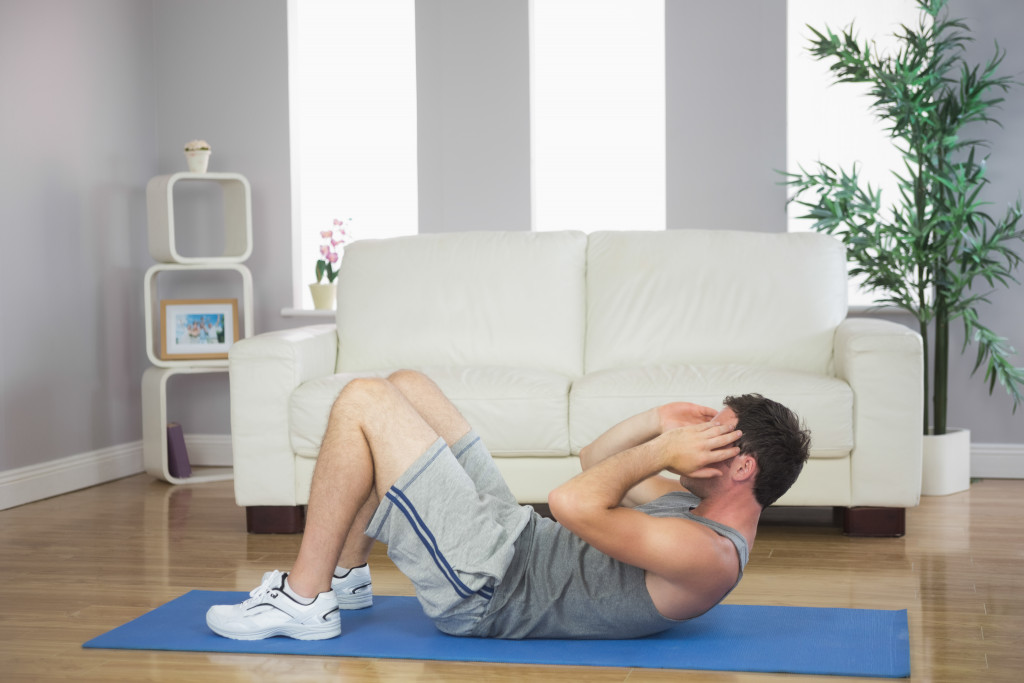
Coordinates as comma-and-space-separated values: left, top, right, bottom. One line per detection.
548, 484, 582, 526
578, 444, 593, 470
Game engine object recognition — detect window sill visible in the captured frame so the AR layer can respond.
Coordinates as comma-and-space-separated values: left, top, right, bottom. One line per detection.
281, 308, 335, 319
848, 304, 909, 316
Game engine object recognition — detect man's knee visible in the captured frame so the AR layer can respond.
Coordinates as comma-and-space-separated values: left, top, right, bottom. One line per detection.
387, 369, 433, 392
332, 376, 395, 418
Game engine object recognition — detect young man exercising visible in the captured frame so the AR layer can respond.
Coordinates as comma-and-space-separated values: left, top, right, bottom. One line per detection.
207, 369, 810, 640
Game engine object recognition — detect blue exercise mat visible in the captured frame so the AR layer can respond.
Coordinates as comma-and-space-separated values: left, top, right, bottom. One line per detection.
84, 592, 910, 677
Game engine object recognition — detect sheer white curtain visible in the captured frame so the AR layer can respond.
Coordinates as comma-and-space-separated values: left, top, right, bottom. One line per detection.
288, 0, 418, 308
530, 0, 666, 233
787, 0, 923, 307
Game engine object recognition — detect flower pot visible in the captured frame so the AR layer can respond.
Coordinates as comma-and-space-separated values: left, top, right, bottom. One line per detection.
309, 282, 337, 310
185, 149, 211, 173
921, 428, 971, 496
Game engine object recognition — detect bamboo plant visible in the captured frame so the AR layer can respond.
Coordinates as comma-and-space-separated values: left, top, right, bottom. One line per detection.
786, 0, 1024, 435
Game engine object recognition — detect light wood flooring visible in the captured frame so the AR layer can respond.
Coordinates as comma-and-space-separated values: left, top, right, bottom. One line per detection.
1, 474, 1021, 682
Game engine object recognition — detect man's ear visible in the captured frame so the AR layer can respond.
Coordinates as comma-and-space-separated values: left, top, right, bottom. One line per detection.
733, 454, 758, 482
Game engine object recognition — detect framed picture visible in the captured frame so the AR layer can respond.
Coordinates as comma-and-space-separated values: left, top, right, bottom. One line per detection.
160, 299, 239, 360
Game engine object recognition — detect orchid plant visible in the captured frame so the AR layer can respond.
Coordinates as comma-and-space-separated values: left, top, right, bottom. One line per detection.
315, 219, 351, 284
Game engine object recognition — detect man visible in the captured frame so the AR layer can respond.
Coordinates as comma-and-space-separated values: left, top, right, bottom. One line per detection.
207, 370, 810, 640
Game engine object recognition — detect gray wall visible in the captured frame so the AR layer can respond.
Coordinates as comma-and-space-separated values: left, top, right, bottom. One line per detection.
416, 0, 532, 233
940, 0, 1024, 442
666, 0, 788, 232
0, 0, 156, 471
1, 0, 1022, 479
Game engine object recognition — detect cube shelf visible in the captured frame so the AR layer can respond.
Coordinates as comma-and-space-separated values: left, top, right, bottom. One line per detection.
143, 263, 254, 368
146, 172, 253, 264
143, 171, 254, 484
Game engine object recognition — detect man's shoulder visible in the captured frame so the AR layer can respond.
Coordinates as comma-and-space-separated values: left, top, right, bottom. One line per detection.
636, 490, 700, 514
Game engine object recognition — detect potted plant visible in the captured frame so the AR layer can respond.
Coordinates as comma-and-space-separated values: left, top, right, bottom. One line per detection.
184, 139, 211, 173
786, 0, 1024, 494
309, 219, 351, 310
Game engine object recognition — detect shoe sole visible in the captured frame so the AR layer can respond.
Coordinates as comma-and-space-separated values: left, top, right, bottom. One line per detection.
207, 620, 341, 641
335, 589, 372, 610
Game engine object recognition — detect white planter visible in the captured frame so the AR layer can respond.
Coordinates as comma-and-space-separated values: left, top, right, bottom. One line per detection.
921, 428, 971, 496
185, 149, 211, 173
309, 282, 337, 310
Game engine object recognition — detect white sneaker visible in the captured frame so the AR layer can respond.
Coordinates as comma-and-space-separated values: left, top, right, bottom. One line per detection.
261, 566, 373, 610
333, 565, 373, 610
206, 570, 341, 641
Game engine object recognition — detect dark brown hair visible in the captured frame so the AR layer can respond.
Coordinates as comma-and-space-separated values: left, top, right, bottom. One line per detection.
724, 394, 811, 508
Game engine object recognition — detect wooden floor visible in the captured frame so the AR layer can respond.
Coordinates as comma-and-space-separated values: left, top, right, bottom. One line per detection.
1, 475, 1021, 682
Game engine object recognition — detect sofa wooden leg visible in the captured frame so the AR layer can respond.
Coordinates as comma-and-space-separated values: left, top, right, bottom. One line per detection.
246, 506, 306, 534
840, 506, 906, 537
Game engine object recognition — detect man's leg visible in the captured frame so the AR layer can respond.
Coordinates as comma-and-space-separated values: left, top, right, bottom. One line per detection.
386, 370, 520, 506
386, 369, 472, 444
326, 369, 482, 574
206, 376, 447, 640
323, 369, 476, 572
286, 376, 440, 598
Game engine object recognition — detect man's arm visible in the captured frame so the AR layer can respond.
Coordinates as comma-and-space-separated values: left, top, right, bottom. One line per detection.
550, 422, 741, 613
579, 403, 718, 506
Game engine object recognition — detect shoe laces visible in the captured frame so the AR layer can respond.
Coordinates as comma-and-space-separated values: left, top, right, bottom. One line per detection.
243, 569, 285, 607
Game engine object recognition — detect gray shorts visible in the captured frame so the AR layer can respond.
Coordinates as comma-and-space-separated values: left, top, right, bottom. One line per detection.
366, 431, 532, 635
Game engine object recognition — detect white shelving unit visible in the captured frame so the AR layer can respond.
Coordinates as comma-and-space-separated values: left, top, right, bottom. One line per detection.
146, 172, 253, 263
142, 172, 254, 484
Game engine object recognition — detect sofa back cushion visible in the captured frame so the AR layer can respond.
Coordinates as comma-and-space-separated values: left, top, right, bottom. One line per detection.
334, 230, 587, 376
585, 230, 848, 375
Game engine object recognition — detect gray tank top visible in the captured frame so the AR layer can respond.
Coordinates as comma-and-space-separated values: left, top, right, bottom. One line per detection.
471, 491, 749, 639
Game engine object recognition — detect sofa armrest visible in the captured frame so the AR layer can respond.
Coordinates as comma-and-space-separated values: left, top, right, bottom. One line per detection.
229, 324, 338, 506
834, 317, 923, 507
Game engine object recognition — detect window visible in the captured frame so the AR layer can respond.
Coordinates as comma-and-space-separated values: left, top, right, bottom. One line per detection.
530, 0, 665, 232
787, 0, 922, 307
288, 0, 418, 309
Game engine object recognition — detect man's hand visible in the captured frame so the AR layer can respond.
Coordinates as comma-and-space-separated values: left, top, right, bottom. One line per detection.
658, 421, 742, 479
657, 402, 719, 433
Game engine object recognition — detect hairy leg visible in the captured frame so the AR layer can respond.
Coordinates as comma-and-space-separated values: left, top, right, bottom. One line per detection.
386, 369, 473, 444
333, 370, 473, 569
287, 377, 438, 597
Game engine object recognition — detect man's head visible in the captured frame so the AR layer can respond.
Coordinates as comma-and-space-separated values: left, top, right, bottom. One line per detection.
722, 394, 811, 508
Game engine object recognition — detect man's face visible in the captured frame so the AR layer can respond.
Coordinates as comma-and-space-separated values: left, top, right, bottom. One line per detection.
679, 405, 741, 496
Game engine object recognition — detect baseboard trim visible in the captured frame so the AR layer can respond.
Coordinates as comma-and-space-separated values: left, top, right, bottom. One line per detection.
0, 433, 234, 511
0, 441, 144, 511
972, 443, 1024, 479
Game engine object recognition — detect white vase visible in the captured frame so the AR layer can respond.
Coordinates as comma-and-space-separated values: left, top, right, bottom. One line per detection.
185, 149, 211, 173
309, 282, 337, 310
921, 428, 971, 496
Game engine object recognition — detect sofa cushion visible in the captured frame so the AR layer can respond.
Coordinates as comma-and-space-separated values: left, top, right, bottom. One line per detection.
569, 364, 853, 458
425, 366, 572, 457
334, 231, 587, 377
289, 367, 571, 459
584, 230, 848, 375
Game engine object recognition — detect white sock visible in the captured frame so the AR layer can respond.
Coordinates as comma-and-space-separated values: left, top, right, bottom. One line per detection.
334, 563, 367, 579
282, 576, 315, 605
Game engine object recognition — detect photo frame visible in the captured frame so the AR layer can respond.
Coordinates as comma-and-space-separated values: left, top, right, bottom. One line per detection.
159, 299, 239, 360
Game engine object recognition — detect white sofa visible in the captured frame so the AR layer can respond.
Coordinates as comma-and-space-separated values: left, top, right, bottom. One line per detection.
229, 230, 923, 535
